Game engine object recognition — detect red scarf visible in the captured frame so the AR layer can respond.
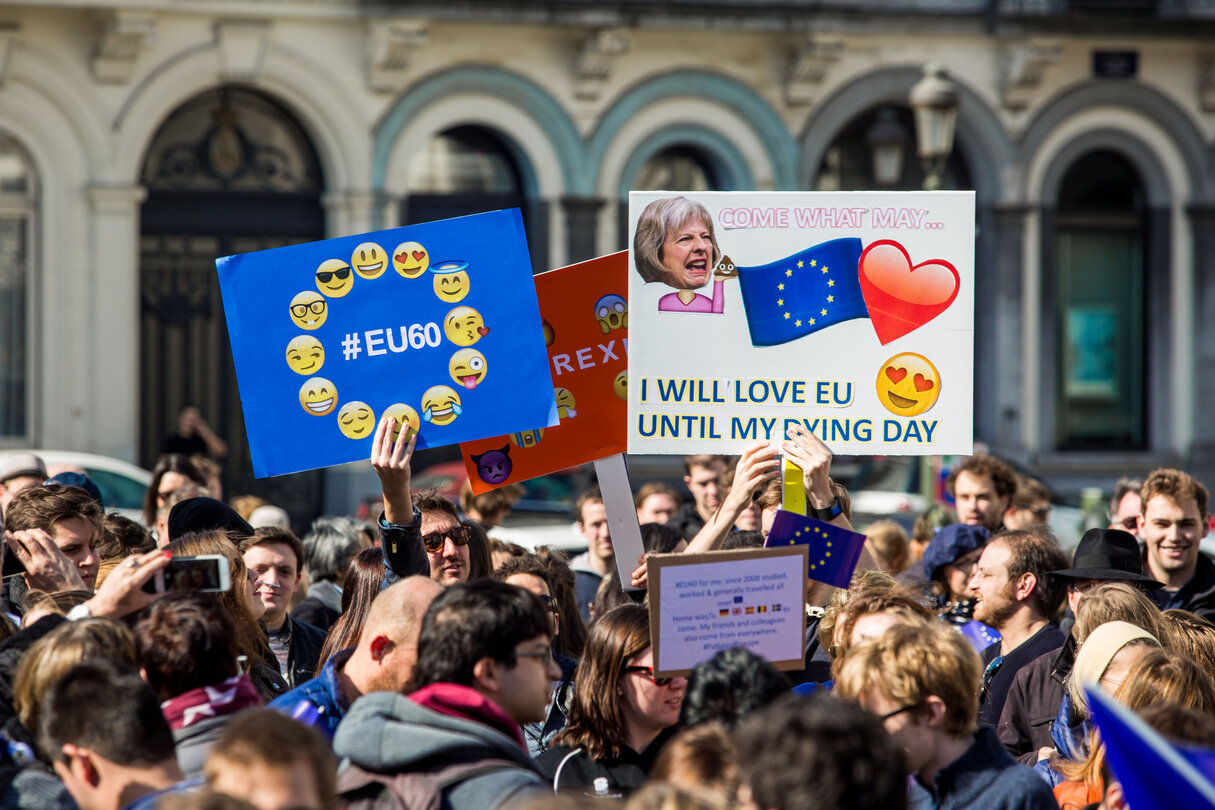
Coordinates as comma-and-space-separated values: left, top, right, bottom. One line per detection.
161, 673, 261, 730
410, 682, 526, 751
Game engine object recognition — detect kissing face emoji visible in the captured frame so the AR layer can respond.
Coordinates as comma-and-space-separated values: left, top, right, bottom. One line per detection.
337, 401, 375, 439
285, 335, 325, 376
290, 291, 328, 330
393, 241, 429, 278
352, 242, 387, 280
449, 348, 487, 390
554, 388, 577, 420
421, 385, 462, 426
875, 353, 940, 417
431, 260, 470, 303
298, 377, 338, 416
315, 259, 354, 297
594, 294, 628, 334
443, 307, 488, 347
382, 403, 421, 443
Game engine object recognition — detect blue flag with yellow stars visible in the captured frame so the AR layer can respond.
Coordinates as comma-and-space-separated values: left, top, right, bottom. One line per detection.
763, 509, 866, 588
736, 238, 866, 347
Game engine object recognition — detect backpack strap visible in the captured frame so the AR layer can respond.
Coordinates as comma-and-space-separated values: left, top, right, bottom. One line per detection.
551, 748, 583, 792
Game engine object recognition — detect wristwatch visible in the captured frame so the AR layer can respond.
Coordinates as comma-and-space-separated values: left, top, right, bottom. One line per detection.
811, 496, 843, 522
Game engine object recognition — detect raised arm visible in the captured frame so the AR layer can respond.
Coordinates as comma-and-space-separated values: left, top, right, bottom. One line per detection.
371, 417, 427, 581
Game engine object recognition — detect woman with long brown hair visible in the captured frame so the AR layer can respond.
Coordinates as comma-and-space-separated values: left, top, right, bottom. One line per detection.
315, 546, 385, 671
536, 604, 685, 799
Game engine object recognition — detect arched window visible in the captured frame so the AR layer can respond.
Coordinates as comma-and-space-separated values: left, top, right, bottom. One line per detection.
0, 137, 35, 439
812, 106, 969, 191
401, 125, 546, 271
1053, 150, 1147, 448
635, 146, 717, 192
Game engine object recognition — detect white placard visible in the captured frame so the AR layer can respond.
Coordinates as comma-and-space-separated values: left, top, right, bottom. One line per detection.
593, 453, 645, 592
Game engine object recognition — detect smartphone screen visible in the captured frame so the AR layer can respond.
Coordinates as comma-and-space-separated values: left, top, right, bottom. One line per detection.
142, 555, 231, 594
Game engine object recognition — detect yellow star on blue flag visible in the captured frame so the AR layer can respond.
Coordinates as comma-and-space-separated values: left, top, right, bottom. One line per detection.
763, 509, 867, 588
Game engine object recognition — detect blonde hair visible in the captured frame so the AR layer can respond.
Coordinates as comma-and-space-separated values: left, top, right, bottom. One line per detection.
1073, 582, 1168, 643
1161, 609, 1215, 671
836, 619, 981, 736
864, 520, 911, 575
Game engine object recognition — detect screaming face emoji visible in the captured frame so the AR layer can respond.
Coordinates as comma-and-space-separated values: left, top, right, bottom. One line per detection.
337, 401, 375, 439
383, 403, 421, 443
431, 260, 470, 303
554, 388, 577, 420
393, 241, 429, 278
285, 335, 325, 376
875, 353, 940, 417
299, 377, 338, 416
315, 259, 354, 297
443, 307, 488, 347
594, 294, 628, 334
352, 242, 387, 280
290, 291, 328, 330
421, 385, 462, 426
449, 348, 487, 390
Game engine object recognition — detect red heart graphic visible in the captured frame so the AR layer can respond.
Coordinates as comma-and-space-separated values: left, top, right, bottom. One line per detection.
477, 326, 490, 336
412, 250, 426, 262
859, 240, 959, 345
394, 252, 408, 263
914, 373, 934, 392
885, 366, 907, 384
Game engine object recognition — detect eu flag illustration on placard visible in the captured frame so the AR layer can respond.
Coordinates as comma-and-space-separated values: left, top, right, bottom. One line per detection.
763, 509, 866, 588
736, 238, 866, 347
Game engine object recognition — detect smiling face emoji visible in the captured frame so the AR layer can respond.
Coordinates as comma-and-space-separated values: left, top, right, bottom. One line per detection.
876, 353, 940, 417
443, 306, 488, 347
421, 386, 462, 426
554, 387, 577, 420
392, 241, 429, 278
383, 403, 421, 443
431, 261, 470, 303
449, 348, 487, 390
289, 291, 328, 330
298, 377, 338, 416
315, 259, 354, 298
351, 242, 387, 280
337, 401, 375, 439
285, 335, 325, 375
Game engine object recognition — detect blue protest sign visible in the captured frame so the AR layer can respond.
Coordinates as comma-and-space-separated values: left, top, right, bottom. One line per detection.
216, 209, 557, 477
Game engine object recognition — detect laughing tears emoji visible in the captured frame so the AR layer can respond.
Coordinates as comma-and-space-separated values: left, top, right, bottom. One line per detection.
421, 385, 462, 426
875, 353, 940, 417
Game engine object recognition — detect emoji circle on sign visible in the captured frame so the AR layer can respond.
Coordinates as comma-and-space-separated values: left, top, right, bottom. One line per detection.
421, 385, 462, 426
876, 353, 940, 417
554, 388, 577, 420
315, 259, 354, 297
449, 348, 487, 390
337, 401, 375, 439
594, 294, 628, 334
511, 429, 543, 449
290, 291, 328, 330
299, 378, 338, 416
613, 370, 627, 401
542, 319, 555, 346
383, 403, 421, 444
352, 243, 387, 280
431, 260, 470, 303
443, 307, 487, 347
393, 242, 429, 278
286, 335, 325, 376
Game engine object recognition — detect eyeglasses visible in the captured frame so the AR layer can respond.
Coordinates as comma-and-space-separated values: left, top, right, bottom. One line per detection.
1117, 516, 1139, 531
316, 267, 351, 283
538, 594, 559, 614
421, 525, 474, 554
880, 704, 920, 722
290, 301, 326, 317
623, 665, 674, 687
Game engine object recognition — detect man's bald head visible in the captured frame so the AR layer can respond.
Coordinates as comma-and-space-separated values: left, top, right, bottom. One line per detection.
350, 576, 444, 695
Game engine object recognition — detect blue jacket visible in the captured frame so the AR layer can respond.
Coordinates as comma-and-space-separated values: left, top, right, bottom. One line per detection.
268, 648, 354, 740
908, 727, 1057, 810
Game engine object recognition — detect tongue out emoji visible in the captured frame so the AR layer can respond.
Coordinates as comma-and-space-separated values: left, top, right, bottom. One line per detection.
448, 348, 487, 391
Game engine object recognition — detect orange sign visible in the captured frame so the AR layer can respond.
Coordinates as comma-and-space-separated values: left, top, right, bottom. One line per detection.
459, 252, 628, 494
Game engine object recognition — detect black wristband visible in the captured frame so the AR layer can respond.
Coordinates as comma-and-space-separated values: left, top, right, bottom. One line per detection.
811, 497, 842, 522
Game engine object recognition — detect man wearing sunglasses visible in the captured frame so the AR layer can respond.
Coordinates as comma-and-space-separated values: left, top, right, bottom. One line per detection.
371, 415, 475, 587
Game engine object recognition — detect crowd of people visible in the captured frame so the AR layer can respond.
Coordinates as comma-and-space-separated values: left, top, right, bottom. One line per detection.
0, 410, 1213, 810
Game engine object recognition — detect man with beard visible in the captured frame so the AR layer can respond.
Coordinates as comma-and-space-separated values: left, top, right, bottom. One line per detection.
967, 531, 1071, 728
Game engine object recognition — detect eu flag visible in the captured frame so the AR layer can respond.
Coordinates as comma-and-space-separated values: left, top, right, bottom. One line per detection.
736, 238, 867, 347
1086, 685, 1215, 810
763, 509, 866, 588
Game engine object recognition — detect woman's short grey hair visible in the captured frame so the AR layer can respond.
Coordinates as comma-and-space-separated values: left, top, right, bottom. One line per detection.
632, 196, 721, 283
302, 516, 364, 582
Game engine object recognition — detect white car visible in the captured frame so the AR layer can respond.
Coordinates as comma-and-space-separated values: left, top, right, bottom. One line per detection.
0, 450, 152, 524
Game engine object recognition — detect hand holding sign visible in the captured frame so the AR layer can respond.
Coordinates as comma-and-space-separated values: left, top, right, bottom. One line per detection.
782, 423, 836, 512
371, 415, 418, 526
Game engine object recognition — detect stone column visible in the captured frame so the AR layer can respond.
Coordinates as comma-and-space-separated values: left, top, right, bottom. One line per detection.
561, 196, 606, 264
1188, 203, 1215, 485
982, 202, 1030, 463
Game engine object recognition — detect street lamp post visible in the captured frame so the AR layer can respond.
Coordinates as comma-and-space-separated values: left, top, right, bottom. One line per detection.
909, 64, 959, 191
865, 107, 908, 188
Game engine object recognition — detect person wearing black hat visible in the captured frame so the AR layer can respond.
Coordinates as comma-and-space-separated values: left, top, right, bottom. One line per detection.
996, 528, 1162, 763
166, 497, 255, 545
